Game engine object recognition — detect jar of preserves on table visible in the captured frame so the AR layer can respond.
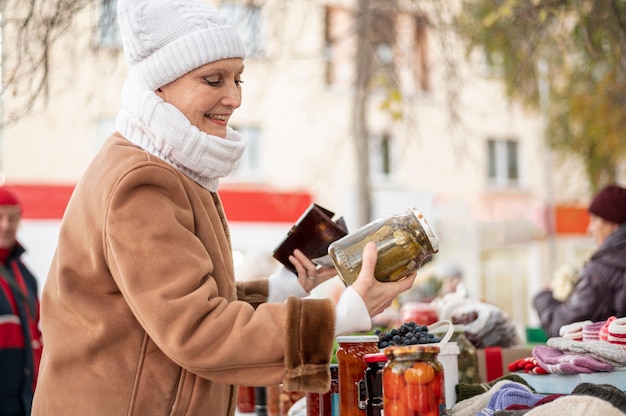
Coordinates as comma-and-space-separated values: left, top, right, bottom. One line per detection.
328, 208, 438, 286
363, 352, 387, 416
319, 364, 339, 416
237, 385, 255, 413
266, 385, 281, 416
383, 344, 446, 416
336, 335, 380, 416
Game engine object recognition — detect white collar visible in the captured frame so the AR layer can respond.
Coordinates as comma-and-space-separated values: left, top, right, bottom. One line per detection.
115, 78, 247, 192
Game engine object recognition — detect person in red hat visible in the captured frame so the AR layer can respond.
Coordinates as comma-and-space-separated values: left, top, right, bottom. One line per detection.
0, 186, 42, 416
534, 184, 626, 338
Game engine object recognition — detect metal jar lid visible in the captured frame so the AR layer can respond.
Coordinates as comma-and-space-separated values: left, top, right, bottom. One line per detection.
409, 208, 439, 253
336, 335, 380, 344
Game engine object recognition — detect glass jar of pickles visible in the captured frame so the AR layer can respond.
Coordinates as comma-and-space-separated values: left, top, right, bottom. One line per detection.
336, 335, 380, 416
328, 208, 438, 286
383, 345, 446, 416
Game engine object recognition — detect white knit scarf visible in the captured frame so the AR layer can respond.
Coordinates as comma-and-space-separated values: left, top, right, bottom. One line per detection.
115, 78, 247, 192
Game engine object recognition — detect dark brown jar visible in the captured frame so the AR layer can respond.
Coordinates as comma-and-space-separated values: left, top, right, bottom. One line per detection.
363, 352, 387, 416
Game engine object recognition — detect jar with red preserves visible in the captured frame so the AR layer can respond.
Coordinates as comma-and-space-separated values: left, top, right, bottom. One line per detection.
383, 345, 446, 416
336, 335, 380, 416
237, 385, 255, 413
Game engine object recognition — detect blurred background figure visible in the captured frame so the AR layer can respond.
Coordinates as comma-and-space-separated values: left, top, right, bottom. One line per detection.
534, 184, 626, 338
0, 187, 42, 416
437, 262, 467, 297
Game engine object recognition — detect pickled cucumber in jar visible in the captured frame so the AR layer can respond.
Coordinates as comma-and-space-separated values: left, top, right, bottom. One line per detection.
329, 208, 438, 285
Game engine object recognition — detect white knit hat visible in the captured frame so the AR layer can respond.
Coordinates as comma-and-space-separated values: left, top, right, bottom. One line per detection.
117, 0, 247, 90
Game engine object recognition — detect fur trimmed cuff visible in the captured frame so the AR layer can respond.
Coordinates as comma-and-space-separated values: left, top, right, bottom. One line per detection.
236, 279, 269, 309
282, 296, 335, 393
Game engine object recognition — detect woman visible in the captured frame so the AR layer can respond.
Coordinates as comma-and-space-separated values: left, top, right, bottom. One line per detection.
534, 184, 626, 338
31, 1, 416, 415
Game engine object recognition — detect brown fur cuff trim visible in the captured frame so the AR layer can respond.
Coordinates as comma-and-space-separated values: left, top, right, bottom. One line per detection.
236, 279, 269, 309
282, 296, 335, 393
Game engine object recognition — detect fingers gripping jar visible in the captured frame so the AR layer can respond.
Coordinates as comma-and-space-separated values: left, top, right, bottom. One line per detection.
383, 345, 446, 416
328, 208, 438, 286
336, 335, 380, 416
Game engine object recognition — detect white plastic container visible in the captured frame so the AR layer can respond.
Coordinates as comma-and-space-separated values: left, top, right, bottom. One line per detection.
438, 342, 460, 409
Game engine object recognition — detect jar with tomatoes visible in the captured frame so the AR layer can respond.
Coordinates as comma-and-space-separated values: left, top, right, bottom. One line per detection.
382, 345, 446, 416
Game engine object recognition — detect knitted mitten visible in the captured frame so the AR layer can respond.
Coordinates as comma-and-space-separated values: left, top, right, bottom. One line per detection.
508, 357, 549, 375
455, 374, 536, 403
546, 337, 626, 366
607, 317, 626, 351
582, 321, 606, 341
475, 383, 546, 416
599, 316, 617, 341
532, 345, 613, 374
449, 381, 533, 416
493, 394, 564, 415
559, 320, 592, 340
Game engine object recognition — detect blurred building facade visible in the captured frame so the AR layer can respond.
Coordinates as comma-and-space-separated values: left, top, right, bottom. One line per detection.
1, 0, 617, 331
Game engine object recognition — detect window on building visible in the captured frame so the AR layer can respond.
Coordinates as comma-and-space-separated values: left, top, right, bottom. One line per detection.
230, 126, 262, 178
487, 138, 520, 188
220, 3, 264, 57
324, 5, 430, 93
369, 132, 394, 180
96, 0, 121, 49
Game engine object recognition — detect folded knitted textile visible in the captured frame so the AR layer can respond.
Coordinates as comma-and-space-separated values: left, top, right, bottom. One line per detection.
608, 317, 626, 351
455, 374, 536, 403
559, 320, 592, 340
448, 381, 534, 416
572, 382, 626, 413
600, 316, 617, 341
475, 383, 546, 416
546, 337, 626, 366
523, 395, 626, 416
532, 344, 613, 374
451, 302, 519, 348
582, 320, 606, 341
493, 394, 564, 415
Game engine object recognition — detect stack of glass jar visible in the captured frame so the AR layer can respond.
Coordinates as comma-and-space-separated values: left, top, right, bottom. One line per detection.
305, 331, 449, 416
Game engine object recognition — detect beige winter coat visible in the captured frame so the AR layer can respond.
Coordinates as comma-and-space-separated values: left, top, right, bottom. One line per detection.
31, 133, 335, 416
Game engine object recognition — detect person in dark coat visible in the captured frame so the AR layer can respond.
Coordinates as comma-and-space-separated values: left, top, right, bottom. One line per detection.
0, 187, 42, 416
534, 184, 626, 338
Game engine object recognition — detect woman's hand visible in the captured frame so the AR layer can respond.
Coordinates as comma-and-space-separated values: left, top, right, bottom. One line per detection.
289, 249, 337, 292
351, 241, 417, 317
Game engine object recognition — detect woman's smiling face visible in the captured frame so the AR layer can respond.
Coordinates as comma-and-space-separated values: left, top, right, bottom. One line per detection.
155, 58, 244, 138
